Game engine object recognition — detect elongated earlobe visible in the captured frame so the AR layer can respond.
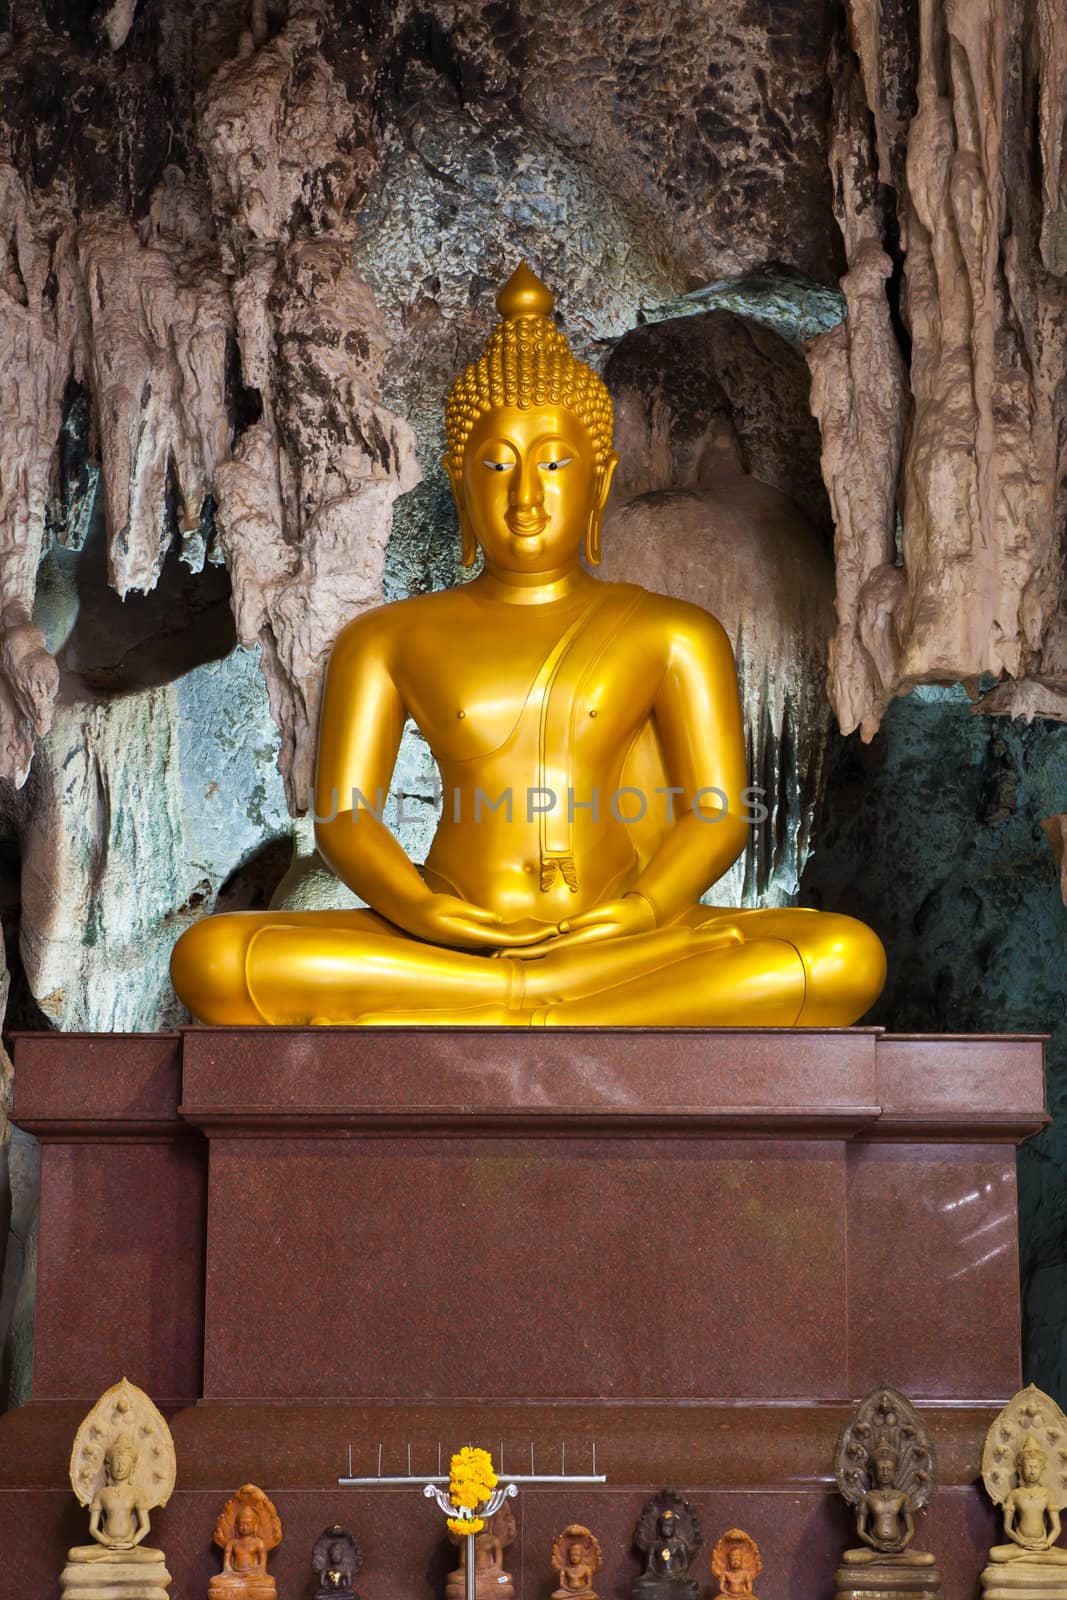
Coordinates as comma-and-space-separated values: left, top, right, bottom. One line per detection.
584, 508, 602, 567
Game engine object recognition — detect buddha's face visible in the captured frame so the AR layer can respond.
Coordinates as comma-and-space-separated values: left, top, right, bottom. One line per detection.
1021, 1452, 1044, 1485
728, 1551, 744, 1570
447, 403, 616, 575
237, 1509, 257, 1537
107, 1444, 135, 1481
568, 1543, 584, 1565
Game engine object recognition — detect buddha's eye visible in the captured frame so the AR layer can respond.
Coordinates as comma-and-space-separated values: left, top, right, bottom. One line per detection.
482, 459, 514, 472
538, 458, 573, 472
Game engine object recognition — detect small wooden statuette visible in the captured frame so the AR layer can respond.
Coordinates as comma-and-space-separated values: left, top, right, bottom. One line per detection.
980, 1385, 1067, 1600
633, 1489, 701, 1600
711, 1529, 762, 1600
209, 1484, 282, 1600
833, 1385, 940, 1600
552, 1524, 602, 1599
60, 1377, 176, 1600
312, 1524, 363, 1599
446, 1502, 516, 1600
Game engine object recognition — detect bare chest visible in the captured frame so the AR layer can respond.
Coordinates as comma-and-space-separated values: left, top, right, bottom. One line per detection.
400, 604, 654, 765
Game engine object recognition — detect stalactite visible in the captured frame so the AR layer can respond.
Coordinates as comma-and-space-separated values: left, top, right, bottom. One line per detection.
811, 0, 1067, 739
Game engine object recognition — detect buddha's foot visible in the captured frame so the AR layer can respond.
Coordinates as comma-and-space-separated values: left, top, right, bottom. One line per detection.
347, 1004, 544, 1026
66, 1545, 166, 1563
989, 1549, 1067, 1566
842, 1551, 935, 1566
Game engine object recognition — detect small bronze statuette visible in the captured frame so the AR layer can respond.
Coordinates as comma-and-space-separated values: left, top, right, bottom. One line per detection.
711, 1529, 762, 1600
980, 1385, 1067, 1599
313, 1524, 363, 1599
833, 1385, 940, 1600
633, 1489, 701, 1600
552, 1524, 602, 1599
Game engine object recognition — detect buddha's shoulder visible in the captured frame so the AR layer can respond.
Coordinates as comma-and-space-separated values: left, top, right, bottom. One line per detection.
629, 584, 732, 645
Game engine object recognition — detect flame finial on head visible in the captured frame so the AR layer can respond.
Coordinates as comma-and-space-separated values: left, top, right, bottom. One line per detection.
496, 262, 555, 319
444, 262, 614, 466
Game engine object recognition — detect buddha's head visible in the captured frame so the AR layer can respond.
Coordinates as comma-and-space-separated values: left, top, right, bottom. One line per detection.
871, 1447, 898, 1487
1019, 1437, 1047, 1485
237, 1506, 258, 1537
728, 1549, 745, 1571
444, 264, 618, 576
568, 1542, 584, 1566
330, 1542, 347, 1564
105, 1435, 137, 1482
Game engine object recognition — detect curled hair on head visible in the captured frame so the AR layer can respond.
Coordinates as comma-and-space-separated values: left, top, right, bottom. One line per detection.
444, 264, 614, 467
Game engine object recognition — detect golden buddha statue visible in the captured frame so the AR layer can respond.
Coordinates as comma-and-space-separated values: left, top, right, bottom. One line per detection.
170, 263, 885, 1027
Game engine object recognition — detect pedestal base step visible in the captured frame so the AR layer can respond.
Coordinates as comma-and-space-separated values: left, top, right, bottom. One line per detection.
834, 1561, 941, 1600
981, 1565, 1067, 1600
60, 1556, 172, 1600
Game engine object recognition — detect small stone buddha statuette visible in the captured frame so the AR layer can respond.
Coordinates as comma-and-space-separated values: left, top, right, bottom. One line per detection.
980, 1386, 1067, 1600
60, 1377, 176, 1600
446, 1503, 516, 1600
632, 1489, 701, 1600
833, 1385, 940, 1600
711, 1529, 762, 1600
209, 1484, 282, 1600
552, 1523, 602, 1599
312, 1524, 362, 1599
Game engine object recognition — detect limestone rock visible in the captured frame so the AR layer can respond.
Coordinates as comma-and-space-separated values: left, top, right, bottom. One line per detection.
19, 647, 289, 1031
215, 242, 421, 811
813, 0, 1067, 737
0, 169, 79, 783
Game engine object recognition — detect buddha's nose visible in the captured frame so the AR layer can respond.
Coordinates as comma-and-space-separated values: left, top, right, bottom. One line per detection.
511, 452, 546, 514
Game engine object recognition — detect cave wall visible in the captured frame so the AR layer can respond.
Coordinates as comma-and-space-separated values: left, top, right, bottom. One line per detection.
0, 0, 1064, 1409
802, 697, 1067, 1397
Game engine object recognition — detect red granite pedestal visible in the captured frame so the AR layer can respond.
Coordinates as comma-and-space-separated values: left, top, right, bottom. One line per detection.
0, 1027, 1046, 1600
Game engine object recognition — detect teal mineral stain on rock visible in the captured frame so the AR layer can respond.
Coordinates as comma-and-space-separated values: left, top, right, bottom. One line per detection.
639, 271, 846, 350
803, 694, 1067, 1403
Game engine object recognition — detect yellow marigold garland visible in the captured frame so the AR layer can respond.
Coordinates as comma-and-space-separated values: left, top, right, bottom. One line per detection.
446, 1446, 497, 1538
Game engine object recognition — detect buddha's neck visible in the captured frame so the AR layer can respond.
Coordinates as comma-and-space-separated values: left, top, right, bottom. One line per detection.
472, 563, 594, 606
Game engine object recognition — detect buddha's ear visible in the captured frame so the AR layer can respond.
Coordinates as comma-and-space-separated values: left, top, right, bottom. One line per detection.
596, 451, 619, 510
585, 452, 619, 568
443, 454, 478, 569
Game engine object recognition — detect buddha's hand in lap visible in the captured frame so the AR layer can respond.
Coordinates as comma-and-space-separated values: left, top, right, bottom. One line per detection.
402, 893, 548, 949
506, 894, 658, 959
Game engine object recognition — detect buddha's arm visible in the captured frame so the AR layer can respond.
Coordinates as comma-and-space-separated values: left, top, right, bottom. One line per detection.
314, 617, 540, 948
1047, 1507, 1062, 1545
626, 608, 749, 920
314, 617, 431, 918
1004, 1497, 1021, 1544
131, 1503, 150, 1546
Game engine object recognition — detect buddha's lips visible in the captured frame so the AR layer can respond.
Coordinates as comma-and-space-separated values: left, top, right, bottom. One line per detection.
506, 512, 549, 537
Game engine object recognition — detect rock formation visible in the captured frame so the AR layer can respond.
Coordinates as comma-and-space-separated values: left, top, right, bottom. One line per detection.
808, 0, 1067, 741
